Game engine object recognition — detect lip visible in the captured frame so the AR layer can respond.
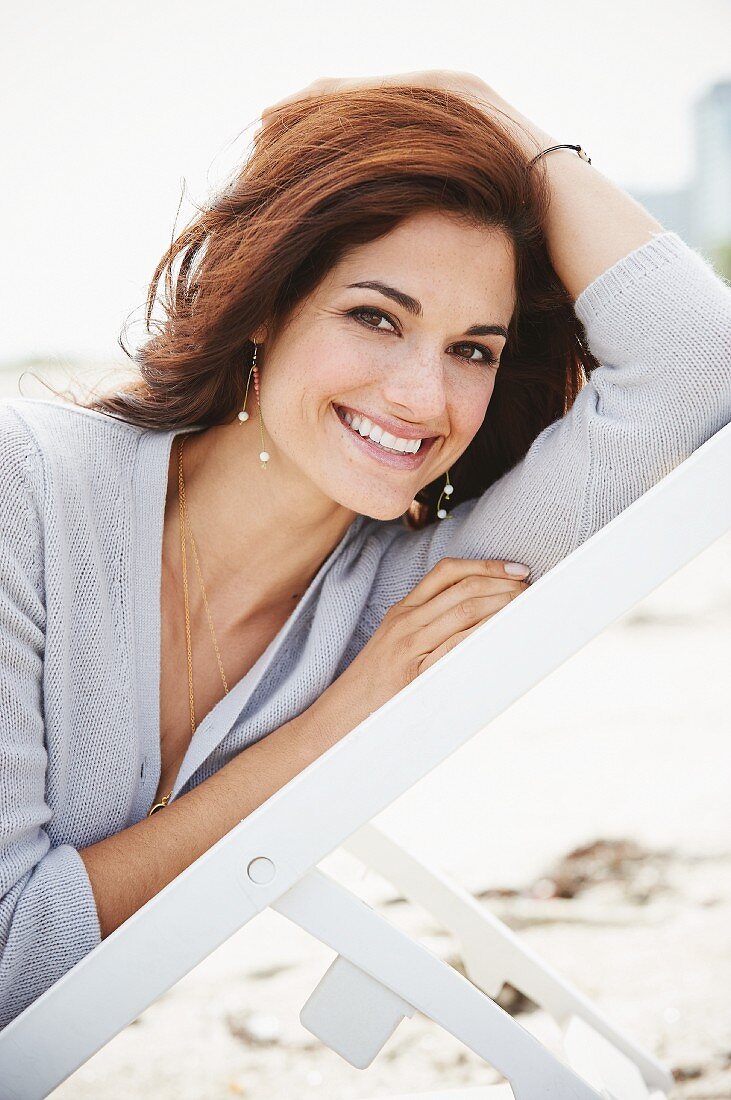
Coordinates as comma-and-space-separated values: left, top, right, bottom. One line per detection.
332, 403, 437, 470
334, 402, 439, 441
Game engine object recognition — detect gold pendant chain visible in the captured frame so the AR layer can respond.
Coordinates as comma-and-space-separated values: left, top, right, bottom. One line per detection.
179, 434, 197, 745
148, 435, 228, 816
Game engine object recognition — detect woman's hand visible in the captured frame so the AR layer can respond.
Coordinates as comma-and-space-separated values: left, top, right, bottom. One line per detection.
310, 556, 530, 738
258, 71, 556, 160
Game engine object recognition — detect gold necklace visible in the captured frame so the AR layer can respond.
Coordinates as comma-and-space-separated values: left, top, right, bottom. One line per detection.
148, 435, 228, 816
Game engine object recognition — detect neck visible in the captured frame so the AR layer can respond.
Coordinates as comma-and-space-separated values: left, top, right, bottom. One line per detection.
163, 416, 359, 623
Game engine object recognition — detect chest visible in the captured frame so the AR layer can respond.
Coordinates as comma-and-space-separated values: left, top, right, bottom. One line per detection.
155, 587, 297, 804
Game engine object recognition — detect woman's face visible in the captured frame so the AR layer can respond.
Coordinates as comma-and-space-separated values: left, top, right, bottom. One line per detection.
255, 209, 517, 521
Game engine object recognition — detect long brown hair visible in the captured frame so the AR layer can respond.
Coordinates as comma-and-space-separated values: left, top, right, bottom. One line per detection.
45, 85, 599, 528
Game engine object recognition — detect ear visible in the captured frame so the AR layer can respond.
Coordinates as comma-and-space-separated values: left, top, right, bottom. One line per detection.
251, 325, 269, 345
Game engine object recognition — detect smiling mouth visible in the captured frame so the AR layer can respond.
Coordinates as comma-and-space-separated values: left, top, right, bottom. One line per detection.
333, 403, 437, 467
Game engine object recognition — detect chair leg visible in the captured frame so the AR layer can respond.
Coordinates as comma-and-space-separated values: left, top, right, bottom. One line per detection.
299, 954, 416, 1069
273, 866, 604, 1099
341, 822, 674, 1097
564, 1016, 663, 1100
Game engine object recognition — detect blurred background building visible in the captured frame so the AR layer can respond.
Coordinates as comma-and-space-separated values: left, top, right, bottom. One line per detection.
631, 80, 731, 276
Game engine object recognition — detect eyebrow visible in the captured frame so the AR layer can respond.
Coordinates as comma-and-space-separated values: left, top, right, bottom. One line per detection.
345, 280, 509, 340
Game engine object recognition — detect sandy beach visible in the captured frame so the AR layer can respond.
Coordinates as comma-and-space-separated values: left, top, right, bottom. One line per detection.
3, 367, 730, 1099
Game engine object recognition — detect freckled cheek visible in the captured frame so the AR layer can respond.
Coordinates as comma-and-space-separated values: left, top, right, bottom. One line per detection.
262, 350, 340, 424
451, 380, 494, 439
310, 340, 377, 399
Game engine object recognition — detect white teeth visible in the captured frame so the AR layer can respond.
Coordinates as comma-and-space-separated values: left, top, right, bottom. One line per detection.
339, 407, 423, 455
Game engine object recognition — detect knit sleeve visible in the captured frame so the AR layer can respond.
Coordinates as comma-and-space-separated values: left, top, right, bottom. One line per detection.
0, 406, 101, 1031
369, 230, 731, 603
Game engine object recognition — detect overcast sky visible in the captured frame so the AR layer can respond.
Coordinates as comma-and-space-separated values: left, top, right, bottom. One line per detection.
2, 0, 729, 366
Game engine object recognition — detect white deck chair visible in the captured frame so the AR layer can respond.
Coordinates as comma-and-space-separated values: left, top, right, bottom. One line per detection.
1, 420, 730, 1100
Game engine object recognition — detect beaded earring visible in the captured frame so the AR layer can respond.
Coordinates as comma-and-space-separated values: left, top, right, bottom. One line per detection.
436, 470, 454, 520
237, 339, 270, 469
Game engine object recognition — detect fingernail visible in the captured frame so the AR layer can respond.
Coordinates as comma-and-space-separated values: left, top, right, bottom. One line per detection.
505, 562, 529, 576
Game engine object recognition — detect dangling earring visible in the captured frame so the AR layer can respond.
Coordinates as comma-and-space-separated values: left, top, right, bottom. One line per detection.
436, 470, 454, 520
237, 339, 270, 469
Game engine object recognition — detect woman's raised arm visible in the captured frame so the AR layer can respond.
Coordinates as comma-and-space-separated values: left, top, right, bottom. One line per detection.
463, 74, 667, 300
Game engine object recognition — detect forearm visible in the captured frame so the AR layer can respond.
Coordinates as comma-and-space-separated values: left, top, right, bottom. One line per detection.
79, 704, 340, 939
539, 146, 665, 302
500, 109, 665, 302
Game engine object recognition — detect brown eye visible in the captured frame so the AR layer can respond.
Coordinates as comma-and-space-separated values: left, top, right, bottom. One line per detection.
349, 307, 397, 332
453, 342, 499, 366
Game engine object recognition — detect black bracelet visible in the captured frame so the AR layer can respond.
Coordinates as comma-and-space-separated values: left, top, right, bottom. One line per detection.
528, 143, 592, 168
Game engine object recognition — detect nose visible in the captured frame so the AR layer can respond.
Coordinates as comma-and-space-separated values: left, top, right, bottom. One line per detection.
379, 349, 448, 428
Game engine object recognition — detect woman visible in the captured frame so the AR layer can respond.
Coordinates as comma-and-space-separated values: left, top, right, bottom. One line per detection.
1, 72, 729, 1030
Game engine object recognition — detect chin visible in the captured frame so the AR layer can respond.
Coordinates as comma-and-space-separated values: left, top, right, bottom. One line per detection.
324, 484, 405, 523
351, 498, 414, 523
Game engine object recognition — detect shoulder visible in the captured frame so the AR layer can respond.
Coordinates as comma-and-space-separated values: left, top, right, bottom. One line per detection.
0, 400, 48, 512
1, 396, 149, 496
2, 395, 145, 449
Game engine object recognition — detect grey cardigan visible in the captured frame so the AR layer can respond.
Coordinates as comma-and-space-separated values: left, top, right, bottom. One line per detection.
2, 230, 730, 1029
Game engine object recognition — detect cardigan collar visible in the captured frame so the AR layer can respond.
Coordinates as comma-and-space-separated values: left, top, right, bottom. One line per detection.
130, 424, 365, 815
